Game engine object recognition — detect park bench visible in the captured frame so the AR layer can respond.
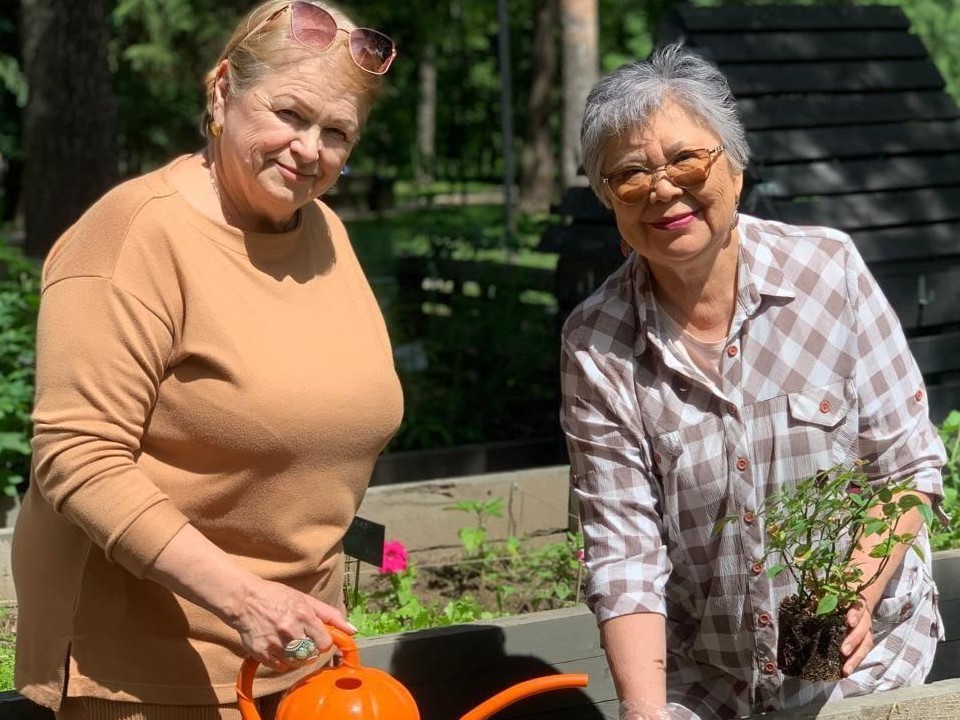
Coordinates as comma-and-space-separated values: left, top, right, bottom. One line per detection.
540, 3, 960, 423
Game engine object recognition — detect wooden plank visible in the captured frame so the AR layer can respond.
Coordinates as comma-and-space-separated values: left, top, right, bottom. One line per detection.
851, 223, 960, 265
723, 59, 944, 97
750, 121, 960, 164
873, 265, 960, 331
927, 383, 960, 426
940, 598, 960, 644
739, 92, 960, 131
696, 30, 928, 64
754, 155, 960, 199
676, 5, 910, 32
358, 606, 611, 720
757, 680, 960, 719
768, 187, 960, 232
359, 606, 602, 684
928, 641, 960, 683
553, 187, 614, 223
932, 550, 960, 600
909, 332, 960, 377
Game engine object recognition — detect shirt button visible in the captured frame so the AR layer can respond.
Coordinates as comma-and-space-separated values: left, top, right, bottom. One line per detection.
751, 562, 763, 575
763, 661, 776, 674
915, 390, 924, 402
736, 457, 749, 471
758, 612, 771, 626
819, 400, 831, 413
743, 511, 755, 524
726, 402, 736, 414
726, 345, 739, 358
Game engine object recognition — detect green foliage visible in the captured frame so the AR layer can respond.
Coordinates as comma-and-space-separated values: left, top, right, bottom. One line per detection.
0, 606, 13, 692
348, 565, 498, 636
109, 0, 240, 173
0, 234, 40, 498
932, 409, 960, 550
348, 503, 585, 637
723, 463, 934, 616
345, 204, 559, 453
446, 497, 504, 557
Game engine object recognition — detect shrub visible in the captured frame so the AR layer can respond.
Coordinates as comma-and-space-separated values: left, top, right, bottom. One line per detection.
933, 410, 960, 551
0, 235, 40, 498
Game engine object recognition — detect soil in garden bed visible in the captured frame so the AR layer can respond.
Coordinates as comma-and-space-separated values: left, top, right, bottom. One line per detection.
777, 595, 847, 682
357, 544, 588, 618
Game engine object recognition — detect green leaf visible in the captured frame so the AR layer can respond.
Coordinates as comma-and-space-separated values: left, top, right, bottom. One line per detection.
816, 594, 839, 616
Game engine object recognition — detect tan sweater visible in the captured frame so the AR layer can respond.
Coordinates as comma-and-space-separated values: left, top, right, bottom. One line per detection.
12, 155, 403, 708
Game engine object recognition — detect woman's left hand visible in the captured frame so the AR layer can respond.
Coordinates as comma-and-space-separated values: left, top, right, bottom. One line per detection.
841, 597, 874, 676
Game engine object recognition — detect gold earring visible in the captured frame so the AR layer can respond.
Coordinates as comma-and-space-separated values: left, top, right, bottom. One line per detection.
208, 121, 223, 138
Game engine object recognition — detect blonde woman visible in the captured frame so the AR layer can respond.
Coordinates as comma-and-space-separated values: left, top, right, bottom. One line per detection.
13, 3, 400, 718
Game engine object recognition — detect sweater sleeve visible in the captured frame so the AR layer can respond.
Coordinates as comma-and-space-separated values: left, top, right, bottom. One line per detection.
31, 275, 190, 578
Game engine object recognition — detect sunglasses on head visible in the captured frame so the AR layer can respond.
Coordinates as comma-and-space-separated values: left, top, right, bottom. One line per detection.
601, 146, 725, 205
238, 1, 396, 75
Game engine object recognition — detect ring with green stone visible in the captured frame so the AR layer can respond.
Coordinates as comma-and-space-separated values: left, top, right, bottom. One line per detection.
283, 637, 318, 663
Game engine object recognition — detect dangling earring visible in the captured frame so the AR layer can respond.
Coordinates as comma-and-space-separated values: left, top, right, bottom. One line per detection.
620, 239, 632, 258
208, 121, 223, 138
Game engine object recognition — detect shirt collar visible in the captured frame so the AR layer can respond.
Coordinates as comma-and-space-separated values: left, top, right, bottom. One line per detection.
630, 214, 796, 358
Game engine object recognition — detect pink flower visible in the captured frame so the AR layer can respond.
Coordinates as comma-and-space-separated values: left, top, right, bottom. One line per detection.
575, 548, 585, 564
379, 540, 408, 574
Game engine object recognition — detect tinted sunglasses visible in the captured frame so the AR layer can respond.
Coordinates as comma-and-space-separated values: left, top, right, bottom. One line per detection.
239, 1, 396, 75
602, 146, 724, 205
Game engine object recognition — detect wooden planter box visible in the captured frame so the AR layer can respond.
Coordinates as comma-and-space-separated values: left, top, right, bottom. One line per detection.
2, 474, 960, 719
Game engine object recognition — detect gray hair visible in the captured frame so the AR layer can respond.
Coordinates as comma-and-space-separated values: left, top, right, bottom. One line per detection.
200, 0, 381, 137
581, 44, 750, 207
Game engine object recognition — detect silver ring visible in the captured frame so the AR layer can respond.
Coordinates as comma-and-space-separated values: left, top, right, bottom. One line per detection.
283, 637, 318, 663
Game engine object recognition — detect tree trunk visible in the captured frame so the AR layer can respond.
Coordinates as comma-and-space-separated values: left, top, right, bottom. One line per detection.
415, 40, 437, 190
518, 0, 558, 214
20, 0, 118, 259
559, 0, 598, 190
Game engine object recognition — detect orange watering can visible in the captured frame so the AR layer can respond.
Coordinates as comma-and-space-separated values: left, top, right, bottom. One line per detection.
236, 627, 589, 720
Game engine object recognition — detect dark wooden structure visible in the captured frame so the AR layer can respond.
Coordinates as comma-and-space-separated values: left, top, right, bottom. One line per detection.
541, 3, 960, 422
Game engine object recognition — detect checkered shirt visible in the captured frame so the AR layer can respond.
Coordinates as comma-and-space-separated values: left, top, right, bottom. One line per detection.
560, 214, 946, 719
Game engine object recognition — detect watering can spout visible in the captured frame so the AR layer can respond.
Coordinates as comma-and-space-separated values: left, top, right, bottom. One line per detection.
459, 673, 590, 720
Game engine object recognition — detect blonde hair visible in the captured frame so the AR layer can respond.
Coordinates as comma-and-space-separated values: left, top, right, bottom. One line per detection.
200, 0, 382, 137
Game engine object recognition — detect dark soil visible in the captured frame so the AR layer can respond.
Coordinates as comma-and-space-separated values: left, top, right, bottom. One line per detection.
357, 545, 588, 618
778, 595, 847, 681
418, 560, 585, 615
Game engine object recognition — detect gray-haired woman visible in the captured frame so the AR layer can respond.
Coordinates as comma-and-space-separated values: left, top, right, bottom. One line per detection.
13, 2, 400, 718
562, 44, 945, 720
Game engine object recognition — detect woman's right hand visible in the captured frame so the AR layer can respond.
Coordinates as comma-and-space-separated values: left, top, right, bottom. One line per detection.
226, 575, 356, 671
146, 524, 356, 672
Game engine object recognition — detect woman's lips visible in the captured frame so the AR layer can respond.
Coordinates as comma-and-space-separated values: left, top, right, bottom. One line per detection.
651, 212, 697, 230
276, 162, 314, 181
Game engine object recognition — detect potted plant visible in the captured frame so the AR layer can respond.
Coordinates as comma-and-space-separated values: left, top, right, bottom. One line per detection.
728, 462, 934, 682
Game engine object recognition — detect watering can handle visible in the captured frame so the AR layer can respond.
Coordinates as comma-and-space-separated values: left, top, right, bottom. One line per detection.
459, 673, 589, 720
236, 626, 360, 720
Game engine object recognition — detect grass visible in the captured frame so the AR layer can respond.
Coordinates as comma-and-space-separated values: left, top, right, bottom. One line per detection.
344, 203, 558, 281
0, 606, 14, 691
